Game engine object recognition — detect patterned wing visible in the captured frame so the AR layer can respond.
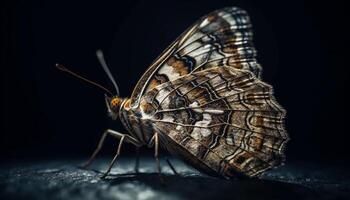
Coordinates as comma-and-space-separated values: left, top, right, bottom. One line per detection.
131, 7, 261, 106
140, 67, 288, 177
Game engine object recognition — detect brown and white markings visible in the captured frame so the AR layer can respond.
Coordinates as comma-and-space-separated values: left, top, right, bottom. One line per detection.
59, 7, 288, 179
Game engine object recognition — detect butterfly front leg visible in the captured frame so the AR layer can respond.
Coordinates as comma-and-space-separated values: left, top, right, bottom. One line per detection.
81, 129, 141, 178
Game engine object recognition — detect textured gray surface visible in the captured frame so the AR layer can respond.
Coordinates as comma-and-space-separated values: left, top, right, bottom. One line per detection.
0, 157, 349, 200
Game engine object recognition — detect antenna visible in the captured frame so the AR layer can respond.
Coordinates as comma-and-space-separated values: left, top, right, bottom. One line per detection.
56, 63, 113, 96
96, 50, 120, 96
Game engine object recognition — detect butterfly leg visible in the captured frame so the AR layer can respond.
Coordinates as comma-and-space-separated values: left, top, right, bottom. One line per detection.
134, 147, 140, 174
101, 135, 125, 178
166, 158, 178, 175
154, 133, 164, 182
81, 129, 140, 168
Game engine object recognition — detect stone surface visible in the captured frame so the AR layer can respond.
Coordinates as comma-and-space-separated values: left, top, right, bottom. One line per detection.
0, 157, 349, 200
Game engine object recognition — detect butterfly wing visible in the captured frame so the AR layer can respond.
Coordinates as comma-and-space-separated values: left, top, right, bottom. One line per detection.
140, 67, 288, 177
131, 7, 261, 106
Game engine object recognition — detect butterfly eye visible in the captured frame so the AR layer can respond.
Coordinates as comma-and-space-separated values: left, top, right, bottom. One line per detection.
110, 98, 121, 107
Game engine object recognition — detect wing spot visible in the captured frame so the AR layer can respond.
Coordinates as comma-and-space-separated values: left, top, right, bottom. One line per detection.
167, 57, 189, 76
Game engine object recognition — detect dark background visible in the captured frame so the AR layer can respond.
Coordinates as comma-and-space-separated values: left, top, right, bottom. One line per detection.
1, 0, 348, 165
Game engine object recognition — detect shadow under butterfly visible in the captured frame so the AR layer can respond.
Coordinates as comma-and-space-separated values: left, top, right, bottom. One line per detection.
103, 173, 315, 200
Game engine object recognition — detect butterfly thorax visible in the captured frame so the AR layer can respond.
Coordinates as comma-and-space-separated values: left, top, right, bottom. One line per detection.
118, 98, 154, 146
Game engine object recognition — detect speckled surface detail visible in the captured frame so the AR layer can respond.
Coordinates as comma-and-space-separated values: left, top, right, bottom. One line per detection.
0, 158, 349, 200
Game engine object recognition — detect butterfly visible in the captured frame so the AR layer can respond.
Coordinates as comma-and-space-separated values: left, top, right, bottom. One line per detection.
57, 7, 288, 179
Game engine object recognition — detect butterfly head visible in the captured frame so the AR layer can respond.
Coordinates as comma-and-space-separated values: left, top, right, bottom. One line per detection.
57, 50, 123, 120
105, 95, 123, 120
